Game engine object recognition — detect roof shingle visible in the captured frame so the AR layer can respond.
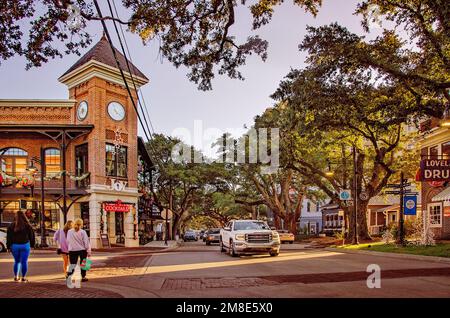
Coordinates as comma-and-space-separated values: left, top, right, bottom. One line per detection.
60, 34, 148, 80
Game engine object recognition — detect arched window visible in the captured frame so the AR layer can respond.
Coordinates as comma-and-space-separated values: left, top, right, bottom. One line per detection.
0, 147, 28, 176
44, 148, 61, 176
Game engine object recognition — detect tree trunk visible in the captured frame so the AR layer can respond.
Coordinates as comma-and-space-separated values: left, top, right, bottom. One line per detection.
171, 213, 181, 239
285, 212, 299, 234
348, 200, 371, 241
273, 214, 281, 229
251, 206, 257, 219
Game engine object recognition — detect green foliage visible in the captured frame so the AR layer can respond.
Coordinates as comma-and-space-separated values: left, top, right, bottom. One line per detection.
0, 0, 321, 90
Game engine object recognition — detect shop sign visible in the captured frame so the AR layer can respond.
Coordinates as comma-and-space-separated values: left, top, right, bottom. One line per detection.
104, 200, 131, 212
420, 159, 450, 181
110, 178, 128, 192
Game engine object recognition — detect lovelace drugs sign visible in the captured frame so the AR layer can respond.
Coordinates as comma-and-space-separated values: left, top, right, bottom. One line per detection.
420, 159, 450, 181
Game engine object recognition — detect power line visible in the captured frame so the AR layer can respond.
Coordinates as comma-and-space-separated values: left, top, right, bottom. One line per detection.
93, 0, 167, 174
111, 0, 156, 135
106, 0, 154, 138
105, 0, 167, 173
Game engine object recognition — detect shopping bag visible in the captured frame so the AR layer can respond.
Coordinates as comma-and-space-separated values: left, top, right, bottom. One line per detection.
80, 258, 93, 271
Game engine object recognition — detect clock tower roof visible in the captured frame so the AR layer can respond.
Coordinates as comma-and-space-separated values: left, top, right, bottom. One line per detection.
58, 34, 148, 88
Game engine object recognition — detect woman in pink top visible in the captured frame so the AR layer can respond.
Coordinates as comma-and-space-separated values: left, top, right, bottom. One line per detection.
53, 220, 73, 278
66, 218, 92, 282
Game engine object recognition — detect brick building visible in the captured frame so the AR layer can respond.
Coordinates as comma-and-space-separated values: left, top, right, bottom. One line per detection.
0, 35, 154, 248
418, 117, 450, 239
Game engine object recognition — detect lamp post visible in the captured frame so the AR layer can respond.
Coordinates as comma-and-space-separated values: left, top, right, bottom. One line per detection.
352, 145, 359, 245
27, 147, 48, 248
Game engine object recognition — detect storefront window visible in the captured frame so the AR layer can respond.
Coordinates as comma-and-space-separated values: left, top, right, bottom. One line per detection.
429, 146, 439, 159
0, 147, 28, 177
106, 143, 127, 178
80, 202, 90, 236
429, 204, 442, 227
442, 141, 450, 159
44, 148, 61, 177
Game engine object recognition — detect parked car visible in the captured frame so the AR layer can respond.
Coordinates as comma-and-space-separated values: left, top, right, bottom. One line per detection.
0, 228, 7, 253
199, 230, 206, 241
277, 230, 295, 244
183, 230, 198, 242
220, 220, 280, 257
205, 228, 220, 245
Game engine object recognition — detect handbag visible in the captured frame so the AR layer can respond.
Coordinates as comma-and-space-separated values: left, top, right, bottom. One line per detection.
57, 248, 62, 255
80, 258, 93, 271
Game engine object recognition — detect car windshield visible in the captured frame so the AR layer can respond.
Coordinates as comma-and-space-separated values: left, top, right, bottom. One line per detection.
209, 229, 220, 234
234, 221, 270, 231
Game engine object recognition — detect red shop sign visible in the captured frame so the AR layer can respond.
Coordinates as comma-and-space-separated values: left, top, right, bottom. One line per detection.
103, 200, 131, 213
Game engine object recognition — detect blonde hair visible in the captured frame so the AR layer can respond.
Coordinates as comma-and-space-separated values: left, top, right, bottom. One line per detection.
73, 218, 83, 231
63, 220, 73, 234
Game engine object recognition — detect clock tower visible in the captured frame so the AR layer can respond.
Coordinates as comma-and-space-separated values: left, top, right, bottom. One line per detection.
58, 34, 149, 248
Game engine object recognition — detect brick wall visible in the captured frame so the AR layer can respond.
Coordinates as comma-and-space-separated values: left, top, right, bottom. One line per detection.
1, 76, 139, 190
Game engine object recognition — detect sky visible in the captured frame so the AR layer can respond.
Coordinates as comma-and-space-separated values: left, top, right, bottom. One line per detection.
0, 0, 380, 157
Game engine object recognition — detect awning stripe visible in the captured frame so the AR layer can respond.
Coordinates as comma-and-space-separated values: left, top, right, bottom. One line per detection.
432, 186, 450, 202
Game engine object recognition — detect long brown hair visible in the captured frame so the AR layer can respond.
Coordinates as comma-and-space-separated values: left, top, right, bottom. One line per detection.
14, 210, 32, 232
63, 220, 73, 234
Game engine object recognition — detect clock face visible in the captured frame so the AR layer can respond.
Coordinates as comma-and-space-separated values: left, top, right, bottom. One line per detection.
77, 101, 88, 121
108, 101, 126, 121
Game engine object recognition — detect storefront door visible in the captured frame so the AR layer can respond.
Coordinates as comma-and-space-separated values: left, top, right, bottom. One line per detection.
80, 202, 90, 237
115, 212, 125, 244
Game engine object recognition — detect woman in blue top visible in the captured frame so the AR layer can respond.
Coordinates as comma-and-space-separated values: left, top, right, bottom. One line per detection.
6, 210, 35, 282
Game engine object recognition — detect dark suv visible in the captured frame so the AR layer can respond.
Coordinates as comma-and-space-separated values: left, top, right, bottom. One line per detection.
205, 228, 220, 245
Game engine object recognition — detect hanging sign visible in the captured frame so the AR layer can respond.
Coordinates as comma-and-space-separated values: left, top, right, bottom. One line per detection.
420, 159, 450, 181
103, 200, 131, 213
404, 195, 417, 215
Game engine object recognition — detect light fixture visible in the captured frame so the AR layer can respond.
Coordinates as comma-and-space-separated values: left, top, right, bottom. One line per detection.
441, 103, 450, 127
325, 160, 334, 177
325, 171, 335, 177
26, 160, 37, 173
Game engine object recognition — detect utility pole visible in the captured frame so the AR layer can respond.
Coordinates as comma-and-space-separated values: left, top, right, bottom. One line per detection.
352, 145, 359, 245
40, 147, 48, 247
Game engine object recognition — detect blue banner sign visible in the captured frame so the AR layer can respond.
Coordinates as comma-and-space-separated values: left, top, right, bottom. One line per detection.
404, 195, 417, 215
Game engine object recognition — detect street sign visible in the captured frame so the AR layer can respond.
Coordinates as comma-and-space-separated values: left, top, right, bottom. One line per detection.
404, 195, 417, 215
385, 190, 400, 195
339, 190, 351, 201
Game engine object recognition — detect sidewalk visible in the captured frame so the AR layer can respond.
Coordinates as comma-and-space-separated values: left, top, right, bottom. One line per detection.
325, 247, 450, 264
0, 281, 122, 298
144, 240, 179, 249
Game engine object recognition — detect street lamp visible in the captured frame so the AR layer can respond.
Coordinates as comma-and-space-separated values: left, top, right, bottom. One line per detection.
441, 105, 450, 127
26, 147, 48, 248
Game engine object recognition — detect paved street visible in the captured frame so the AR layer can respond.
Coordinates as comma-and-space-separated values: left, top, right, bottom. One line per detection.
1, 241, 450, 298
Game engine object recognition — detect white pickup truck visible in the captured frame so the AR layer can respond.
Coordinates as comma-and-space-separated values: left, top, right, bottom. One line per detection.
220, 220, 280, 257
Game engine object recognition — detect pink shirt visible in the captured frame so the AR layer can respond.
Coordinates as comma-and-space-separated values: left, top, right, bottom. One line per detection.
53, 229, 69, 253
66, 229, 91, 254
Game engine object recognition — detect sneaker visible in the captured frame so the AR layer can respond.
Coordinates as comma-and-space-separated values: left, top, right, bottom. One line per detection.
81, 278, 89, 282
13, 277, 19, 282
21, 278, 28, 282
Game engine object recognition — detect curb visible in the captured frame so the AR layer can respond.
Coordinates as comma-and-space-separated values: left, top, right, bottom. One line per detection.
325, 247, 450, 264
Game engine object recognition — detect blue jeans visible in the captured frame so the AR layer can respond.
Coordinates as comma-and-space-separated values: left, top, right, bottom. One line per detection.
11, 242, 31, 278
